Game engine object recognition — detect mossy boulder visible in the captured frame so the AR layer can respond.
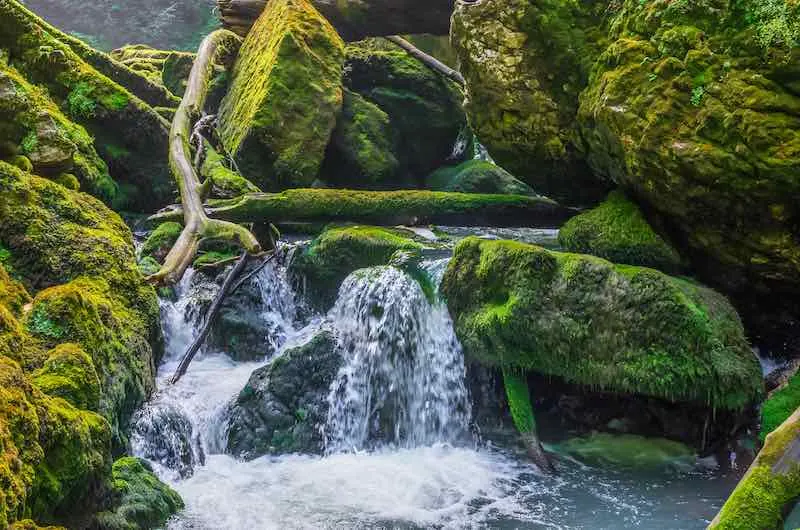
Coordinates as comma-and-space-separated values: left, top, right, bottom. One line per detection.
0, 0, 172, 210
32, 344, 101, 412
760, 371, 800, 442
290, 225, 422, 310
558, 191, 683, 273
0, 62, 115, 201
218, 0, 345, 190
227, 331, 341, 458
556, 432, 694, 470
441, 238, 763, 411
427, 160, 536, 196
95, 457, 183, 530
450, 0, 608, 205
110, 46, 196, 100
325, 40, 466, 187
200, 145, 260, 199
140, 222, 182, 263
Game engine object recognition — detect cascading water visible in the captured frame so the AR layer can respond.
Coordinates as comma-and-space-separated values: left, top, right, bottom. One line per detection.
130, 238, 741, 529
325, 265, 471, 452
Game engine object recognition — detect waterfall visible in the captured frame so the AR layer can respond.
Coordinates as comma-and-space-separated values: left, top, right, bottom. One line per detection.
324, 264, 471, 452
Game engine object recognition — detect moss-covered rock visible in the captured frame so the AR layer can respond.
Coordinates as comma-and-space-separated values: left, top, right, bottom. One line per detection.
557, 432, 694, 470
200, 145, 260, 199
0, 62, 115, 201
0, 0, 172, 210
760, 371, 800, 442
110, 46, 195, 100
32, 344, 101, 412
290, 225, 422, 310
140, 222, 183, 263
441, 238, 763, 411
450, 0, 608, 205
558, 190, 682, 272
327, 40, 466, 187
218, 0, 345, 190
95, 457, 183, 530
710, 407, 800, 529
427, 160, 536, 196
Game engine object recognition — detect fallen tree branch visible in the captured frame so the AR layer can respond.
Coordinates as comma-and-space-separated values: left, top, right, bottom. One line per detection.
386, 36, 465, 86
230, 253, 276, 293
148, 29, 261, 286
170, 251, 250, 384
147, 189, 575, 228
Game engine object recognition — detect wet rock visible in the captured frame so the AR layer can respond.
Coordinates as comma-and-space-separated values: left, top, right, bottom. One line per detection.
131, 403, 203, 479
426, 160, 536, 196
226, 331, 341, 458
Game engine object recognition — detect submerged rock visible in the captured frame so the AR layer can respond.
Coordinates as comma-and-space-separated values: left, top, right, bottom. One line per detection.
218, 0, 345, 190
558, 190, 683, 273
557, 432, 694, 470
226, 331, 341, 458
441, 238, 763, 412
426, 160, 536, 196
290, 225, 422, 311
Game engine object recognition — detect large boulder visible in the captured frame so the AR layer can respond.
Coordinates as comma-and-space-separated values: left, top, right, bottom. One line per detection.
226, 331, 341, 458
558, 190, 683, 273
450, 0, 608, 205
218, 0, 345, 190
452, 0, 800, 346
441, 238, 763, 414
323, 40, 466, 188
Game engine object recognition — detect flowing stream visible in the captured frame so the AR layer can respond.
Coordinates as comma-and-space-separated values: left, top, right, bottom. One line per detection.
133, 237, 741, 529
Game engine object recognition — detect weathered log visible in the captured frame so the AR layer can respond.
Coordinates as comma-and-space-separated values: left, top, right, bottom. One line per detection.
386, 36, 464, 86
218, 0, 454, 40
170, 251, 251, 384
148, 29, 261, 285
148, 189, 576, 228
709, 407, 800, 528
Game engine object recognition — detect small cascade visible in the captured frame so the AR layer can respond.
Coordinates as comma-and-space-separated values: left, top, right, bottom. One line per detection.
324, 265, 471, 452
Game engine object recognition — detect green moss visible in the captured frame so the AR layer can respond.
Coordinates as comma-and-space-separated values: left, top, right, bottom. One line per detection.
201, 145, 261, 199
502, 368, 536, 434
218, 0, 345, 190
140, 222, 182, 262
291, 225, 423, 310
193, 250, 238, 267
557, 433, 694, 470
427, 160, 536, 196
710, 410, 800, 529
558, 191, 683, 272
95, 457, 183, 530
53, 174, 79, 191
66, 82, 96, 118
760, 372, 800, 442
8, 155, 32, 172
441, 238, 763, 410
32, 344, 100, 412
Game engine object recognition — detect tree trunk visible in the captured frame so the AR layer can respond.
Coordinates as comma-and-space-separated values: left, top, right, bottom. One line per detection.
148, 189, 575, 229
148, 29, 261, 286
218, 0, 454, 40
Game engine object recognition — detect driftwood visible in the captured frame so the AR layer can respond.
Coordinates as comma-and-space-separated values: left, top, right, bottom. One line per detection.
386, 36, 465, 86
170, 251, 251, 384
218, 0, 454, 40
147, 189, 575, 228
147, 29, 261, 286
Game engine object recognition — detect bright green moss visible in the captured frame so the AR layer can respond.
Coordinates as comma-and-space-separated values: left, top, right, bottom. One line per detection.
710, 410, 800, 529
66, 82, 97, 118
218, 0, 345, 190
502, 368, 536, 434
201, 145, 261, 199
557, 433, 694, 470
291, 225, 423, 310
193, 250, 238, 267
558, 190, 683, 272
441, 238, 763, 410
32, 344, 100, 412
140, 222, 182, 262
427, 160, 536, 196
95, 457, 183, 530
760, 372, 800, 442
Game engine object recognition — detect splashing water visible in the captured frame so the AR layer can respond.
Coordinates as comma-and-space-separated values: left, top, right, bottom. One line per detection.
324, 266, 471, 452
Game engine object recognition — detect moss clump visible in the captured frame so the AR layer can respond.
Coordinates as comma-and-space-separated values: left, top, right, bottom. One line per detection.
95, 457, 183, 530
558, 191, 683, 272
32, 344, 100, 412
218, 0, 345, 190
140, 222, 183, 262
321, 89, 401, 188
201, 145, 261, 199
291, 225, 422, 310
760, 371, 800, 442
441, 238, 763, 410
710, 409, 800, 529
427, 160, 536, 196
557, 433, 694, 470
340, 40, 466, 183
502, 368, 536, 434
